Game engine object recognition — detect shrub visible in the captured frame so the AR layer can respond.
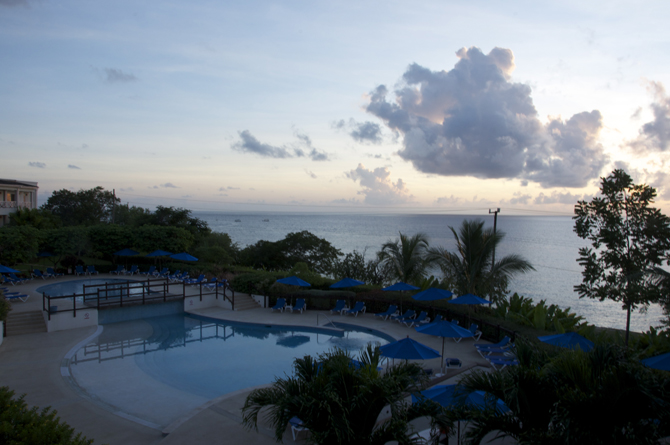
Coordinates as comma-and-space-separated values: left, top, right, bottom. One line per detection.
0, 292, 10, 322
0, 386, 93, 444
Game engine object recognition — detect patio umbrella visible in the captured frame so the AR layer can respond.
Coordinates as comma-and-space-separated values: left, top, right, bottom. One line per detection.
412, 288, 453, 301
146, 249, 173, 257
641, 351, 670, 371
170, 252, 198, 262
276, 334, 311, 348
276, 276, 311, 287
379, 336, 440, 361
382, 282, 419, 291
114, 248, 139, 256
415, 321, 473, 371
448, 293, 491, 305
538, 332, 594, 352
0, 264, 20, 274
330, 277, 365, 289
412, 384, 509, 445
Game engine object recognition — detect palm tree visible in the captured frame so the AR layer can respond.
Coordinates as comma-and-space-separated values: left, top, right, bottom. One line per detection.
428, 219, 534, 303
377, 232, 430, 285
242, 345, 438, 444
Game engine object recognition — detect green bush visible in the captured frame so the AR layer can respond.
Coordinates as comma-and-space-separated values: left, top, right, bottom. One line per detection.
0, 292, 10, 322
0, 386, 93, 444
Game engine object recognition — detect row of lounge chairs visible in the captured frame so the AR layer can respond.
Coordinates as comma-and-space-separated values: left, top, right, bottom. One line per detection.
1, 286, 29, 302
475, 336, 518, 370
1, 273, 31, 285
271, 297, 307, 313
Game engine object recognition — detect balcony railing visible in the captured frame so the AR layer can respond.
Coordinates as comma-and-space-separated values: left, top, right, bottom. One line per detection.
0, 202, 34, 209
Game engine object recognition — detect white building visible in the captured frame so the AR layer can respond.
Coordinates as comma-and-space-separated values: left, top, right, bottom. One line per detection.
0, 179, 39, 227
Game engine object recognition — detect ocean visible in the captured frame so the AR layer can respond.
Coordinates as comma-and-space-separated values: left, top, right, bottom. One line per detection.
193, 211, 666, 333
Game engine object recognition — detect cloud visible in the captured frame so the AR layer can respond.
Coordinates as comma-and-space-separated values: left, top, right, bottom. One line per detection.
28, 161, 45, 168
120, 187, 134, 192
219, 186, 240, 191
0, 0, 30, 7
232, 130, 329, 161
68, 164, 81, 169
102, 68, 138, 84
508, 193, 532, 205
305, 169, 317, 179
533, 191, 592, 205
160, 183, 178, 188
331, 197, 362, 205
365, 47, 607, 188
435, 195, 463, 205
629, 81, 670, 152
82, 143, 89, 149
333, 119, 383, 144
346, 163, 412, 205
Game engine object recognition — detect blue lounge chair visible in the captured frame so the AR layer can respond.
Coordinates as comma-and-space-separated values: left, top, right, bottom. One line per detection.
475, 336, 511, 351
374, 304, 398, 321
32, 269, 48, 280
6, 273, 28, 285
404, 311, 429, 327
391, 309, 415, 322
124, 265, 139, 275
46, 267, 63, 278
271, 297, 286, 312
110, 265, 125, 275
330, 300, 347, 315
289, 417, 307, 441
346, 301, 366, 317
4, 292, 29, 302
156, 267, 169, 277
140, 266, 156, 277
186, 274, 206, 286
432, 314, 442, 324
87, 265, 99, 275
454, 323, 483, 343
167, 270, 182, 281
487, 356, 519, 370
75, 266, 86, 276
290, 298, 306, 313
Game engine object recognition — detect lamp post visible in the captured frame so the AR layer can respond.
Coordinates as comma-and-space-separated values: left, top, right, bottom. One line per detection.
489, 208, 500, 268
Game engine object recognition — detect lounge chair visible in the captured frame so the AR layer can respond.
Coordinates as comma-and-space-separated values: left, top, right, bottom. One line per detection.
87, 265, 99, 275
330, 300, 347, 315
271, 297, 286, 312
186, 274, 206, 286
167, 270, 182, 281
391, 309, 415, 323
405, 311, 429, 327
475, 336, 511, 350
46, 267, 63, 278
4, 292, 29, 302
32, 269, 48, 280
346, 301, 366, 317
477, 344, 514, 359
290, 298, 306, 313
110, 265, 125, 275
75, 266, 86, 276
374, 304, 398, 321
6, 273, 28, 285
432, 314, 442, 324
444, 357, 462, 369
487, 356, 519, 370
124, 265, 139, 275
155, 267, 169, 277
139, 266, 156, 277
289, 416, 307, 441
455, 323, 483, 343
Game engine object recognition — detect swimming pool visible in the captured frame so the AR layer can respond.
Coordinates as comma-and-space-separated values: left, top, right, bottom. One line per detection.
37, 278, 142, 299
66, 314, 394, 429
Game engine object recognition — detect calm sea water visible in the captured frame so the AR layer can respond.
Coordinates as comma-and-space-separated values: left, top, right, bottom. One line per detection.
193, 211, 665, 333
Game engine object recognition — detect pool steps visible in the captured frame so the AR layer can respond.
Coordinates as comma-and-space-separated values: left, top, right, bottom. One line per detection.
5, 310, 46, 335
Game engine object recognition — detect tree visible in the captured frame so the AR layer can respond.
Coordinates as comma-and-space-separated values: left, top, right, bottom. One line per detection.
574, 169, 670, 344
0, 226, 40, 265
428, 219, 535, 303
242, 345, 437, 444
8, 207, 61, 229
377, 232, 430, 285
41, 186, 120, 226
451, 341, 670, 444
279, 231, 342, 275
332, 249, 393, 285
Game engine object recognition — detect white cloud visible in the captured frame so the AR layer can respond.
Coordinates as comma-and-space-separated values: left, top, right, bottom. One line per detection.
346, 163, 412, 205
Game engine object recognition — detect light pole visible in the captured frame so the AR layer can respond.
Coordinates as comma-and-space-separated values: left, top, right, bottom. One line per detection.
489, 208, 500, 269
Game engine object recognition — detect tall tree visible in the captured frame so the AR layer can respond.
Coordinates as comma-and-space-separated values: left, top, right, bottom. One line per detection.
377, 232, 430, 285
428, 219, 534, 303
41, 187, 119, 226
574, 169, 670, 344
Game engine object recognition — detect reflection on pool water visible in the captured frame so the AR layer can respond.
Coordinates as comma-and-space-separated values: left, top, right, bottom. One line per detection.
37, 278, 142, 299
67, 314, 393, 428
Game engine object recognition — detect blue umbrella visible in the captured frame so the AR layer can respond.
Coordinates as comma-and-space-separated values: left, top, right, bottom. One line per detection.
0, 264, 20, 274
413, 384, 509, 412
170, 252, 198, 262
412, 288, 453, 301
448, 293, 491, 305
276, 276, 311, 287
379, 337, 440, 361
114, 248, 139, 256
146, 250, 173, 257
416, 321, 474, 369
330, 277, 365, 289
382, 282, 420, 291
641, 352, 670, 371
276, 335, 311, 348
538, 332, 594, 352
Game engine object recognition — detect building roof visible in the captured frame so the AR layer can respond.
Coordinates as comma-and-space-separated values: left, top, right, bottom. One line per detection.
0, 179, 39, 189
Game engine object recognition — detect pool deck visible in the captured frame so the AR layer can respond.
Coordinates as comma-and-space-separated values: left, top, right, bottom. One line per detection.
0, 275, 507, 445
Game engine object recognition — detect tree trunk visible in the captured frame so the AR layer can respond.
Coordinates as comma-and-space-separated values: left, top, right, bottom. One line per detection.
625, 303, 631, 346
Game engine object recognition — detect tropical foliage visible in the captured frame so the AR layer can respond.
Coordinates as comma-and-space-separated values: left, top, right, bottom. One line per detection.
242, 345, 437, 444
378, 232, 430, 285
331, 249, 392, 285
443, 341, 670, 444
428, 219, 535, 303
41, 186, 119, 226
574, 169, 670, 344
492, 293, 587, 333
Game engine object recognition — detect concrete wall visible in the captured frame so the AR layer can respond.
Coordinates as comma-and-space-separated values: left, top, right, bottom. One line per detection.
99, 300, 183, 324
184, 293, 231, 312
45, 308, 99, 332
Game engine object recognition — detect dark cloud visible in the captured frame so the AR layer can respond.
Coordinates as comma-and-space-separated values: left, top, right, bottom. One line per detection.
103, 68, 138, 84
629, 81, 670, 152
365, 47, 607, 188
232, 130, 329, 161
346, 163, 412, 205
68, 164, 81, 169
120, 187, 134, 192
305, 169, 317, 179
219, 186, 240, 191
533, 191, 591, 205
28, 161, 45, 168
333, 119, 383, 144
160, 183, 178, 188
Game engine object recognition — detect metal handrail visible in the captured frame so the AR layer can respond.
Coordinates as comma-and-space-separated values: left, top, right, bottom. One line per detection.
316, 312, 336, 328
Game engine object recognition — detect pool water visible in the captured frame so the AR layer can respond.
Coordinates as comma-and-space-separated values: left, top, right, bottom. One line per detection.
37, 278, 142, 299
67, 314, 393, 428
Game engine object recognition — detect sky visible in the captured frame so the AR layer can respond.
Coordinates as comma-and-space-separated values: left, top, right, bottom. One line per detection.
2, 0, 670, 215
